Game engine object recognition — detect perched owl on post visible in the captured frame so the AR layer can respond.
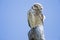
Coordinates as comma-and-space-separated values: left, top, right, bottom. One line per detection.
28, 3, 45, 29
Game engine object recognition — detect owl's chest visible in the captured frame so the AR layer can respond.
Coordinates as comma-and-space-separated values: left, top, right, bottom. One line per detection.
34, 14, 42, 25
34, 14, 40, 20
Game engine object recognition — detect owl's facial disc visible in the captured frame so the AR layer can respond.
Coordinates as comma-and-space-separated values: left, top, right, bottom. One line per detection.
32, 3, 43, 11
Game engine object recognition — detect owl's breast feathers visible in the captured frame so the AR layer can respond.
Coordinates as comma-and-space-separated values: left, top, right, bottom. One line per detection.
34, 13, 43, 26
28, 9, 45, 28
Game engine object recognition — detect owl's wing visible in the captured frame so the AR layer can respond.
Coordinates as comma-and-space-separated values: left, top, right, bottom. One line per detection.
39, 13, 46, 25
39, 13, 44, 23
28, 10, 35, 28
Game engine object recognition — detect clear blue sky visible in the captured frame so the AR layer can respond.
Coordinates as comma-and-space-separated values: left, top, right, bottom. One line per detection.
0, 0, 60, 40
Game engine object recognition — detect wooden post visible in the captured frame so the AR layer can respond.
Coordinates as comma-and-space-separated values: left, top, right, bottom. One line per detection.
28, 26, 45, 40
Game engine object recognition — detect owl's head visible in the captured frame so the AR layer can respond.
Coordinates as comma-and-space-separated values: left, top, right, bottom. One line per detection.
32, 3, 43, 11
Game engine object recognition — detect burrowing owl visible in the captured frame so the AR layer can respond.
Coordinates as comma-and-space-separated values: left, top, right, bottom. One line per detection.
28, 3, 45, 28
